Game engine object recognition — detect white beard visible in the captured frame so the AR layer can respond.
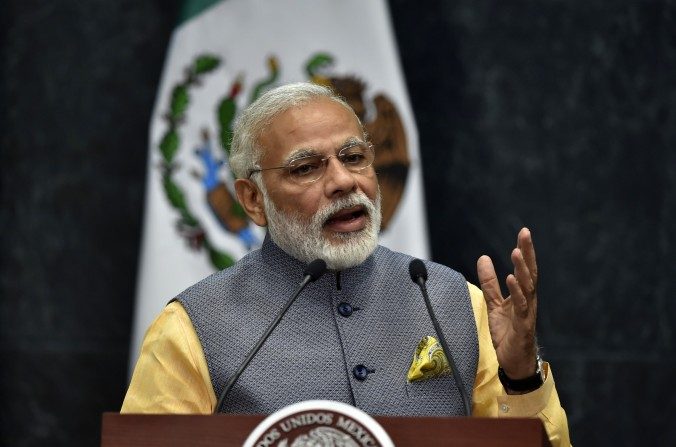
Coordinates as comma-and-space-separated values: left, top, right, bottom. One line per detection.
260, 185, 382, 271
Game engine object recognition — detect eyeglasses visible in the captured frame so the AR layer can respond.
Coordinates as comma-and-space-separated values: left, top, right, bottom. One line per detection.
247, 141, 375, 185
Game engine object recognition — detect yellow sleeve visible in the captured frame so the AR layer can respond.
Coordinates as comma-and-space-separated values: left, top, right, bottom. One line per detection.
468, 283, 572, 447
121, 301, 217, 413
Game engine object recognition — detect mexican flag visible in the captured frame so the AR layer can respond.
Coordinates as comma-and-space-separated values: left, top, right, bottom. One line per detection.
130, 0, 429, 365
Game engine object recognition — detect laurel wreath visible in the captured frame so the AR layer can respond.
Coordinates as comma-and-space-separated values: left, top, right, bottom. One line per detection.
157, 54, 238, 269
157, 54, 281, 270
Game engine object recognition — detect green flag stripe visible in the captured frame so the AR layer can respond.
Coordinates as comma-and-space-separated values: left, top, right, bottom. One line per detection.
178, 0, 223, 25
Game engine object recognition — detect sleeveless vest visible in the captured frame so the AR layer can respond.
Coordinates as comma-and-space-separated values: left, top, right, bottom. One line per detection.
177, 236, 478, 416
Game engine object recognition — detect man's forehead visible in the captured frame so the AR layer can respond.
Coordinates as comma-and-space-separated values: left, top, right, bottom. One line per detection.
258, 98, 364, 160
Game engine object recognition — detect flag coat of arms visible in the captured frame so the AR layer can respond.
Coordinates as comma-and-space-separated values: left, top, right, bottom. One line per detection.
130, 0, 430, 363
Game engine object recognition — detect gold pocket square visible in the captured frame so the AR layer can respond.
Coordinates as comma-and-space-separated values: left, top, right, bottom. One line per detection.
407, 335, 451, 382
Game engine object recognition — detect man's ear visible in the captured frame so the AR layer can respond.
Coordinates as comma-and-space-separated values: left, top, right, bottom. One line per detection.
234, 178, 267, 227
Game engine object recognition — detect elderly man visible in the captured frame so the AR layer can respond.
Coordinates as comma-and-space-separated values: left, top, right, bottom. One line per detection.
122, 83, 570, 446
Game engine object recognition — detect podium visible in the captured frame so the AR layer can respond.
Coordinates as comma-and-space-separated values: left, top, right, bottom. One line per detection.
101, 413, 552, 446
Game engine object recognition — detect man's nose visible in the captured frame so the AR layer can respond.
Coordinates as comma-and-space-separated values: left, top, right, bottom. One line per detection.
323, 157, 357, 197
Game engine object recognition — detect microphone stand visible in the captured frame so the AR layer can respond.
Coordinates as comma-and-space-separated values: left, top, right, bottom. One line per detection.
410, 259, 472, 417
213, 259, 327, 413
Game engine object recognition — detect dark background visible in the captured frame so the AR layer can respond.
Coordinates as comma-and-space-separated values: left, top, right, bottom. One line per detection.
2, 0, 675, 445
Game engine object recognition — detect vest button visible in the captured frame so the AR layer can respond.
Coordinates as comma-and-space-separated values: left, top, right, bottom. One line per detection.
337, 302, 353, 317
353, 364, 370, 381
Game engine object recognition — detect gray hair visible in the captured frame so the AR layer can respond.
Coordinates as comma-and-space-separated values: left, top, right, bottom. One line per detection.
229, 82, 362, 179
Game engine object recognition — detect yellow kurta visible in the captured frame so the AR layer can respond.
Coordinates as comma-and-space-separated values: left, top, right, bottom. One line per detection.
122, 283, 571, 447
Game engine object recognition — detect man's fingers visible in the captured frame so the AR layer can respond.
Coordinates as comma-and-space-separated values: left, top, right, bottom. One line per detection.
477, 255, 503, 310
511, 248, 536, 300
506, 274, 529, 317
517, 227, 538, 287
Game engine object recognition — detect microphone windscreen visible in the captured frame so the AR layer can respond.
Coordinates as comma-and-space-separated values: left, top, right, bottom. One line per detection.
304, 259, 327, 282
409, 259, 428, 283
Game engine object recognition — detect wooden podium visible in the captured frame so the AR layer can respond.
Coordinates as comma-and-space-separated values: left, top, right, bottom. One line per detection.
101, 413, 551, 446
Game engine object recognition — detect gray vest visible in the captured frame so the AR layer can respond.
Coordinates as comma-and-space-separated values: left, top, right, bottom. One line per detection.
177, 237, 478, 416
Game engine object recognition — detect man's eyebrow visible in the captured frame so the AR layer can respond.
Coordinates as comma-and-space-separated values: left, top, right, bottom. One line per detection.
339, 136, 364, 149
284, 137, 365, 164
285, 148, 319, 164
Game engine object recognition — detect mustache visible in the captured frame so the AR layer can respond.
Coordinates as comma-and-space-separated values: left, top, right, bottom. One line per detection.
313, 193, 375, 227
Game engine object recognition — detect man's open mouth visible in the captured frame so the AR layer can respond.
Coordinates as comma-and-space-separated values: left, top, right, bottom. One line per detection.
324, 205, 368, 227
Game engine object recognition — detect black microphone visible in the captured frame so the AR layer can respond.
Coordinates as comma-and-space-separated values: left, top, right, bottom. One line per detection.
409, 259, 472, 417
214, 259, 327, 413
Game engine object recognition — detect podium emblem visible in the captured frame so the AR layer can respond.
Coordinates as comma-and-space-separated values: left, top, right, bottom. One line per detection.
244, 400, 394, 447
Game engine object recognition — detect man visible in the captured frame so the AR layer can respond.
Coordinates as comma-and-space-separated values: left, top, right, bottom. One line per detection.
122, 83, 570, 446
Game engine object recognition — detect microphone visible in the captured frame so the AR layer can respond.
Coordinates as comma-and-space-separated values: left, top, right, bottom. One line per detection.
409, 259, 472, 417
301, 258, 328, 285
214, 259, 327, 413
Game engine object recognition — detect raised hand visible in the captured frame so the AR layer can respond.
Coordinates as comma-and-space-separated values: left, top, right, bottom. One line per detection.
477, 227, 539, 381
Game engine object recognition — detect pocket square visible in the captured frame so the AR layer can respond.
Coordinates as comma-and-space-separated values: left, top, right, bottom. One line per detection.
407, 335, 451, 382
